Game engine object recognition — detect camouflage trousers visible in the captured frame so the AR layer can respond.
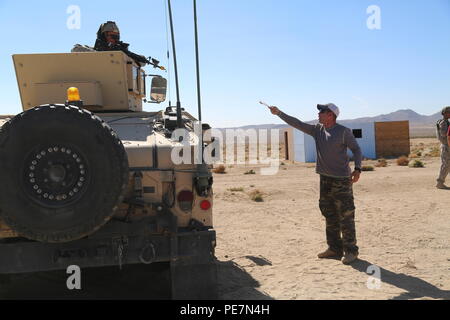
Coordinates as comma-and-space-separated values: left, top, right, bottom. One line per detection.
319, 175, 358, 254
437, 145, 450, 184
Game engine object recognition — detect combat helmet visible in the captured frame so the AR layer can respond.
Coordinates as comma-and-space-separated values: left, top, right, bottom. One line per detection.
97, 21, 120, 41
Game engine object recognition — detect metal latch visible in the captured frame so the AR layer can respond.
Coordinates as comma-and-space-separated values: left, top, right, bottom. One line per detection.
113, 236, 129, 270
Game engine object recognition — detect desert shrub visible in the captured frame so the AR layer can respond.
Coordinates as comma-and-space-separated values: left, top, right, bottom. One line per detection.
396, 156, 409, 166
244, 169, 256, 175
375, 159, 388, 167
410, 160, 425, 168
249, 189, 264, 202
427, 147, 440, 158
361, 165, 375, 172
252, 194, 263, 202
213, 165, 226, 174
410, 151, 422, 159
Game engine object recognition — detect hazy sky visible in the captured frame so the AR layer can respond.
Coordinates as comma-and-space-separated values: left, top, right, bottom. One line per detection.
0, 0, 449, 127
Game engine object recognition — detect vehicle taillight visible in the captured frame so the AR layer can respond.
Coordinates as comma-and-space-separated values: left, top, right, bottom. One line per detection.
178, 190, 194, 211
200, 200, 211, 211
178, 190, 194, 202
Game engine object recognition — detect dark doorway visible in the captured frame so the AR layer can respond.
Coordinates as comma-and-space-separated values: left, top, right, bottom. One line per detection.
284, 131, 289, 160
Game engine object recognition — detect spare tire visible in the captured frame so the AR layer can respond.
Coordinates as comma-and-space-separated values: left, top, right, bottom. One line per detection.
0, 104, 129, 243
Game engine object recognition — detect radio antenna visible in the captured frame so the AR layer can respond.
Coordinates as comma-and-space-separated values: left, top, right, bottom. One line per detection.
193, 0, 202, 123
167, 0, 183, 128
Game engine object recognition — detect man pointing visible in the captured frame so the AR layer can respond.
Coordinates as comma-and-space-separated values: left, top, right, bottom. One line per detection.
268, 103, 363, 264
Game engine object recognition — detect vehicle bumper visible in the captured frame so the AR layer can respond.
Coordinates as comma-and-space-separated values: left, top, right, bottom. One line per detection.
0, 219, 216, 275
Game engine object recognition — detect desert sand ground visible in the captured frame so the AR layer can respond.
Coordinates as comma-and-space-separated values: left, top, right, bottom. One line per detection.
214, 138, 450, 300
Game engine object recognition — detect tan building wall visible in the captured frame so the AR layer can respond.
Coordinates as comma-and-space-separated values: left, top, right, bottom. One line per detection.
375, 121, 410, 158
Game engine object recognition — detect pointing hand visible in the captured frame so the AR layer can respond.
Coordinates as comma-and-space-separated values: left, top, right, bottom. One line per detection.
269, 106, 281, 116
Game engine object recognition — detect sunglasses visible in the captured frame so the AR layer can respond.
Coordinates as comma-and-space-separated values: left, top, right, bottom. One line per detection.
106, 33, 120, 40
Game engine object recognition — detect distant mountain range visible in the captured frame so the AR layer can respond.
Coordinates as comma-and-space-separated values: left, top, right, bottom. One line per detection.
218, 109, 441, 137
338, 109, 440, 126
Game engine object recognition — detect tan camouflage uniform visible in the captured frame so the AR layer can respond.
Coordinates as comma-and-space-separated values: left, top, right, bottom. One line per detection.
319, 175, 358, 254
437, 117, 450, 185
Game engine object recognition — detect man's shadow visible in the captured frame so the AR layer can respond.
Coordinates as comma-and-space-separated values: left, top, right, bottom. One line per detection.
351, 259, 450, 300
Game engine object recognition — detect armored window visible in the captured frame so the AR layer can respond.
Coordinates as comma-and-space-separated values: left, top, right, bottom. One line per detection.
132, 66, 139, 93
127, 63, 140, 95
139, 69, 146, 95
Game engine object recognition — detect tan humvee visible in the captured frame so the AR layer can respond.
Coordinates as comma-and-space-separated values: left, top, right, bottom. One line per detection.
0, 51, 216, 299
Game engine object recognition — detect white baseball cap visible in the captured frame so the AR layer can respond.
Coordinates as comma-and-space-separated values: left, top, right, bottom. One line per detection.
317, 103, 340, 118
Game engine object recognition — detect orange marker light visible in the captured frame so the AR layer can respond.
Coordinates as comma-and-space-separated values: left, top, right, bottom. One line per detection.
67, 87, 81, 102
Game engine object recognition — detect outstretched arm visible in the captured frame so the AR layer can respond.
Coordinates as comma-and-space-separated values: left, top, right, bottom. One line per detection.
268, 106, 316, 137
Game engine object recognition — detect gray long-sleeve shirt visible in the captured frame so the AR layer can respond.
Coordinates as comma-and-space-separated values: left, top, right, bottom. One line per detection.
279, 111, 363, 178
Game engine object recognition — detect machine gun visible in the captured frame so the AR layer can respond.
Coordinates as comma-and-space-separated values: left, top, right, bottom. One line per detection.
106, 40, 166, 70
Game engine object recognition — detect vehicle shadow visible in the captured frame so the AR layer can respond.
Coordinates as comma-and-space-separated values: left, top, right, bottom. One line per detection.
0, 263, 172, 300
351, 259, 450, 300
216, 259, 273, 300
0, 258, 273, 300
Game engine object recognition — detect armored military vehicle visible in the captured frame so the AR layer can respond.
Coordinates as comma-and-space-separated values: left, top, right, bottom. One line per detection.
0, 3, 217, 300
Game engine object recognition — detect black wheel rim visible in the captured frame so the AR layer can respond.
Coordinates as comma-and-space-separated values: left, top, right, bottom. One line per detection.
22, 145, 90, 208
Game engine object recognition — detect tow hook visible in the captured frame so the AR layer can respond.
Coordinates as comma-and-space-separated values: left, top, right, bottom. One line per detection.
139, 241, 156, 264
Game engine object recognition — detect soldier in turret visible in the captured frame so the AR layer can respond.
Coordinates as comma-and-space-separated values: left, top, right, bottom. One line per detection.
72, 21, 163, 69
93, 21, 152, 67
